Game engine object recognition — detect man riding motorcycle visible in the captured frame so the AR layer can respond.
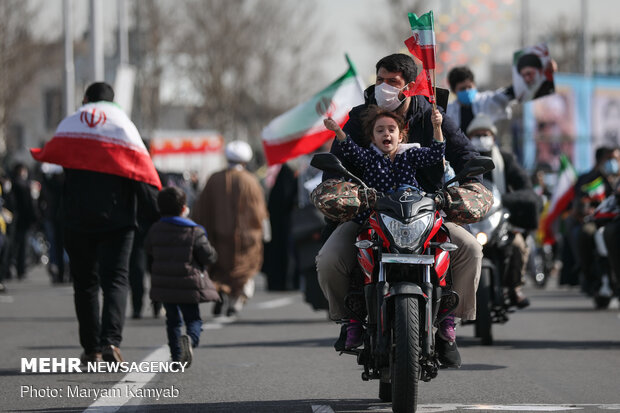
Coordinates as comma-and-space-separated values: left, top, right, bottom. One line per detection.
465, 113, 540, 307
316, 53, 487, 368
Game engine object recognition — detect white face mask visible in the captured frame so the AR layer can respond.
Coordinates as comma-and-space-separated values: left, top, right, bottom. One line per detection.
374, 82, 406, 111
470, 136, 495, 153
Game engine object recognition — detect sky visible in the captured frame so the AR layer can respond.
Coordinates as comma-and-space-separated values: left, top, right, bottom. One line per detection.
34, 0, 620, 100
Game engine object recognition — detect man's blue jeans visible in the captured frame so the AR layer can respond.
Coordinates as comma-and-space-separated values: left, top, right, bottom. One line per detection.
163, 303, 202, 360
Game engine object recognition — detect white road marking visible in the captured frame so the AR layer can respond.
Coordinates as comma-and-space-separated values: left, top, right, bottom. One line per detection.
461, 405, 584, 411
0, 295, 14, 303
83, 345, 169, 413
254, 296, 295, 309
366, 404, 620, 412
201, 322, 224, 330
84, 295, 295, 411
312, 405, 336, 413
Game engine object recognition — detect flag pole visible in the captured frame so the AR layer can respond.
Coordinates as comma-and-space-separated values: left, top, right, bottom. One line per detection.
432, 69, 437, 111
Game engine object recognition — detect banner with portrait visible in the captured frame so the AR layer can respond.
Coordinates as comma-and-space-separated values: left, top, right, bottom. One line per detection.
522, 74, 620, 174
512, 43, 556, 103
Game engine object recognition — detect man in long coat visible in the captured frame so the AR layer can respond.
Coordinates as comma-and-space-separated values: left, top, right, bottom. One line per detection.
192, 141, 268, 317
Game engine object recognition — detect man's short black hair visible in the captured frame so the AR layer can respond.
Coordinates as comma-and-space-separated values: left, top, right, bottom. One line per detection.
595, 146, 614, 165
83, 82, 114, 103
447, 66, 474, 92
376, 54, 418, 83
157, 186, 187, 216
517, 53, 543, 73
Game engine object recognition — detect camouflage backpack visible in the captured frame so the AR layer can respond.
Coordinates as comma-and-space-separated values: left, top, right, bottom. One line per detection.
310, 178, 377, 222
443, 181, 494, 224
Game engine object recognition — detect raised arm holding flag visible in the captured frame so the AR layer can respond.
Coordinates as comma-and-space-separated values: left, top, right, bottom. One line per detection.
261, 55, 365, 166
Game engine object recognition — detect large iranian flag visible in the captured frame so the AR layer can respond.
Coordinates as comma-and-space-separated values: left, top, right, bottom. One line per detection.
539, 155, 577, 244
261, 57, 365, 166
31, 101, 161, 189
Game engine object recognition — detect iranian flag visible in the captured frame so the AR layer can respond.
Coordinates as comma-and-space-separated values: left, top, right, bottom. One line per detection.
406, 11, 436, 70
261, 56, 365, 166
580, 176, 606, 203
404, 11, 436, 102
539, 155, 577, 244
31, 101, 161, 189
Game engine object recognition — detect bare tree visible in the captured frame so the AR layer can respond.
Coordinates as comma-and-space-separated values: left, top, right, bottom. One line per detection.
174, 0, 327, 150
543, 16, 580, 74
131, 0, 174, 138
0, 0, 46, 157
366, 0, 431, 54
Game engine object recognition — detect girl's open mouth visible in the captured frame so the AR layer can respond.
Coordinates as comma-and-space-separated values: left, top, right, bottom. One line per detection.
383, 139, 391, 145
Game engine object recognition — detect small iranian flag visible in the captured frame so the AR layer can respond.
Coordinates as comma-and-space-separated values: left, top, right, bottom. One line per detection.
261, 56, 365, 166
404, 11, 436, 102
581, 176, 606, 202
539, 155, 577, 244
407, 11, 436, 70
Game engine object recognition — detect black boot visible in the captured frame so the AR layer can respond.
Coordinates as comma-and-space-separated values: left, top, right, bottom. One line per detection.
333, 323, 348, 352
436, 333, 461, 368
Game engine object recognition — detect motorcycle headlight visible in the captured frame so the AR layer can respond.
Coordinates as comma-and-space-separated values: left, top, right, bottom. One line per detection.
476, 232, 489, 245
470, 209, 503, 245
380, 213, 432, 249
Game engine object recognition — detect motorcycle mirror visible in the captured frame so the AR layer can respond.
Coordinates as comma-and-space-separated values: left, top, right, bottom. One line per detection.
310, 153, 346, 173
444, 156, 495, 188
310, 152, 368, 188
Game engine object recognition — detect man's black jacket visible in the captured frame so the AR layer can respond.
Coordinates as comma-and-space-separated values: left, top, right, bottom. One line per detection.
327, 85, 480, 192
62, 169, 159, 233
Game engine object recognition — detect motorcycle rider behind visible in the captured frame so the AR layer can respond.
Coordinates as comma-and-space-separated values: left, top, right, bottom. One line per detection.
465, 114, 540, 307
316, 53, 486, 369
323, 106, 445, 349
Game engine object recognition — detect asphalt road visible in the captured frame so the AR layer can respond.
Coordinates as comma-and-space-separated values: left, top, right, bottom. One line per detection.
1, 265, 619, 413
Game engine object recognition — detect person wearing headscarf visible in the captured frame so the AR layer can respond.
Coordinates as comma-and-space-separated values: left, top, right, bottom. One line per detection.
192, 141, 269, 318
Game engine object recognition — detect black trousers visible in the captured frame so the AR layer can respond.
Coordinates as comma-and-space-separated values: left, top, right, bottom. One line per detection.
64, 227, 135, 353
129, 226, 148, 317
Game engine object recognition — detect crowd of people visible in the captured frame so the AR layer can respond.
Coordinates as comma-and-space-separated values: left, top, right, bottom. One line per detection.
0, 161, 67, 292
1, 52, 618, 372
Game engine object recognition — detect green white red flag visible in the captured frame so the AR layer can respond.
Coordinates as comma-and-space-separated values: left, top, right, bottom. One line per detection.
30, 101, 161, 189
261, 56, 365, 166
580, 176, 606, 203
404, 11, 436, 102
406, 11, 436, 70
539, 155, 577, 244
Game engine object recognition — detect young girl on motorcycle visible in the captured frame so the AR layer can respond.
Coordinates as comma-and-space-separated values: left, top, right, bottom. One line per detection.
323, 105, 445, 349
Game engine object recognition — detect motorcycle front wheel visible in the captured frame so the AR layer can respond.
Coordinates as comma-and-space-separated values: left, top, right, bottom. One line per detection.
391, 295, 420, 413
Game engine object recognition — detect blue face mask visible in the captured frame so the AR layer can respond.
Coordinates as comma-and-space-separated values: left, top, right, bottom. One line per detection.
603, 158, 619, 175
456, 88, 477, 105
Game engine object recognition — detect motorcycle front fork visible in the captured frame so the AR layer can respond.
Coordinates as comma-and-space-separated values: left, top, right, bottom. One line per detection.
374, 257, 437, 360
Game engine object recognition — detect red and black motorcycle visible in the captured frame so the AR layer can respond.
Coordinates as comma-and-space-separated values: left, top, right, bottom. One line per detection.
311, 153, 493, 413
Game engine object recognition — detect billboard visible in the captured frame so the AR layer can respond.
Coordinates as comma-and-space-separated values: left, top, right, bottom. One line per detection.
523, 73, 620, 173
